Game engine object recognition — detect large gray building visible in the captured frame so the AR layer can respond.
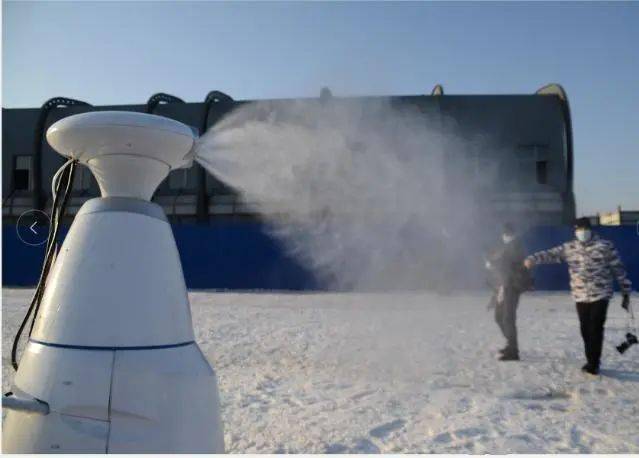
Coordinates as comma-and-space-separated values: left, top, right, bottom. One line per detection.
2, 84, 575, 225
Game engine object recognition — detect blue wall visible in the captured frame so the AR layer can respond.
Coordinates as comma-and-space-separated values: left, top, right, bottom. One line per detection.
172, 223, 316, 290
3, 223, 637, 292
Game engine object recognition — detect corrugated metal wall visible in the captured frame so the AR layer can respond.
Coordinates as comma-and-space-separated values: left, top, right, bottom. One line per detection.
2, 92, 575, 225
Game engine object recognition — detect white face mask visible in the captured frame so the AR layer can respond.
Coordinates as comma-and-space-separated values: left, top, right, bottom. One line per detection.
502, 234, 515, 244
575, 229, 592, 242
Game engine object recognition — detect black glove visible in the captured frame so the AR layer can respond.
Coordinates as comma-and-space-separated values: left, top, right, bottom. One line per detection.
621, 294, 630, 311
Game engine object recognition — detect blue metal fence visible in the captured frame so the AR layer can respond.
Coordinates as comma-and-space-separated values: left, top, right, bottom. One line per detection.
3, 223, 637, 292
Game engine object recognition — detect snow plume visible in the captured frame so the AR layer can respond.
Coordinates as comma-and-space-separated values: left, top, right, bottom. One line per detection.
194, 98, 497, 291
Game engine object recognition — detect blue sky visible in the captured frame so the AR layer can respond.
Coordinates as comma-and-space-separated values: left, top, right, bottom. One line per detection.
3, 1, 638, 215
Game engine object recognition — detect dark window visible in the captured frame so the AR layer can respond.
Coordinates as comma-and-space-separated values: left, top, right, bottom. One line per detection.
169, 169, 191, 190
14, 170, 29, 190
13, 156, 33, 191
518, 144, 550, 186
536, 161, 548, 184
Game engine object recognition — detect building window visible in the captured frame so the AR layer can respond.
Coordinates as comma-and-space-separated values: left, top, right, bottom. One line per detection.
13, 155, 33, 191
517, 144, 550, 186
536, 161, 548, 184
169, 169, 190, 190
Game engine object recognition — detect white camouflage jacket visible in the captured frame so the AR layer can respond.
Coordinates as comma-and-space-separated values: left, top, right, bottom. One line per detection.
526, 234, 632, 303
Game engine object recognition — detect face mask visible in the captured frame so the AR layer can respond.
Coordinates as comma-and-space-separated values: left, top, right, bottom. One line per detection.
575, 229, 591, 242
502, 234, 515, 244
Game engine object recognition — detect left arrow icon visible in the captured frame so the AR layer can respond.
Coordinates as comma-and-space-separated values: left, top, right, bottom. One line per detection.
17, 210, 51, 246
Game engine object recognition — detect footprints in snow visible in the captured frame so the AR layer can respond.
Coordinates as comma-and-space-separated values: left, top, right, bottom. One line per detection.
504, 387, 572, 414
433, 427, 487, 444
324, 419, 406, 453
369, 419, 406, 438
350, 389, 376, 401
506, 388, 571, 401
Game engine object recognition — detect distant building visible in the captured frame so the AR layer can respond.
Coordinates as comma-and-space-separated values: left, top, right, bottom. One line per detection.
2, 84, 576, 226
599, 206, 639, 226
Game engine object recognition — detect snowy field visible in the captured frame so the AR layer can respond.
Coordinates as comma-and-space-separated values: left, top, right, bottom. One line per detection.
3, 288, 639, 453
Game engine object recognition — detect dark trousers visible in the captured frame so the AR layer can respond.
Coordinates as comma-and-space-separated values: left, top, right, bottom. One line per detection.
494, 286, 520, 352
576, 299, 609, 369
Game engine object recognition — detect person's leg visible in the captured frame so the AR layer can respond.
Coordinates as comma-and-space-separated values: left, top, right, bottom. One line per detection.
502, 287, 519, 354
576, 302, 592, 366
588, 299, 609, 370
494, 293, 506, 337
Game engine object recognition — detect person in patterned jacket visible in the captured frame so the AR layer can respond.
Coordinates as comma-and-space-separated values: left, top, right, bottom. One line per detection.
524, 217, 632, 375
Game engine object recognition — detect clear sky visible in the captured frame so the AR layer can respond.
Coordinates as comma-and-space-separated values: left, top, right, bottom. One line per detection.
3, 1, 638, 215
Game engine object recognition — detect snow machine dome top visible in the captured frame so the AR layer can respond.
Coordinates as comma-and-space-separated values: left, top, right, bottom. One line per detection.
47, 111, 197, 200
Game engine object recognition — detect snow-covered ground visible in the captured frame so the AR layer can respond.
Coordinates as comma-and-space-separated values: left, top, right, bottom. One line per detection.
3, 288, 639, 453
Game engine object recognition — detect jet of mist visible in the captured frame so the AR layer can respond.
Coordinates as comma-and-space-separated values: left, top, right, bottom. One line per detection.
194, 98, 494, 291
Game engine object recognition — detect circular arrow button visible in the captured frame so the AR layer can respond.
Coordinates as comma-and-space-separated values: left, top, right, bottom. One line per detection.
16, 210, 51, 246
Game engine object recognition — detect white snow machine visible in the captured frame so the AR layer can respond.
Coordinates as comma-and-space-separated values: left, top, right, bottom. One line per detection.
2, 111, 224, 453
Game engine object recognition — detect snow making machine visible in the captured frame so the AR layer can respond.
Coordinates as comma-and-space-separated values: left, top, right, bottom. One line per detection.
2, 111, 224, 453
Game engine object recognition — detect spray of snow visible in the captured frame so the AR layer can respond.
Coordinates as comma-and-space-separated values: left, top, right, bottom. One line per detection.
194, 98, 497, 290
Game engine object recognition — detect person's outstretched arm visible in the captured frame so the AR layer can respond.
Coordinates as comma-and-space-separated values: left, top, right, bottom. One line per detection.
524, 244, 566, 268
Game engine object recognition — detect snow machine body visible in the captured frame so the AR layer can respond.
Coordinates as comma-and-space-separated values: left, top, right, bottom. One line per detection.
2, 111, 224, 453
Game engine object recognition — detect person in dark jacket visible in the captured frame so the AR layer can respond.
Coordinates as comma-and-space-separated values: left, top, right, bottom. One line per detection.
486, 223, 531, 361
524, 217, 632, 375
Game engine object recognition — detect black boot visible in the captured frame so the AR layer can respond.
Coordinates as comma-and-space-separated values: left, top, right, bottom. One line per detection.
499, 349, 519, 361
581, 363, 599, 375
